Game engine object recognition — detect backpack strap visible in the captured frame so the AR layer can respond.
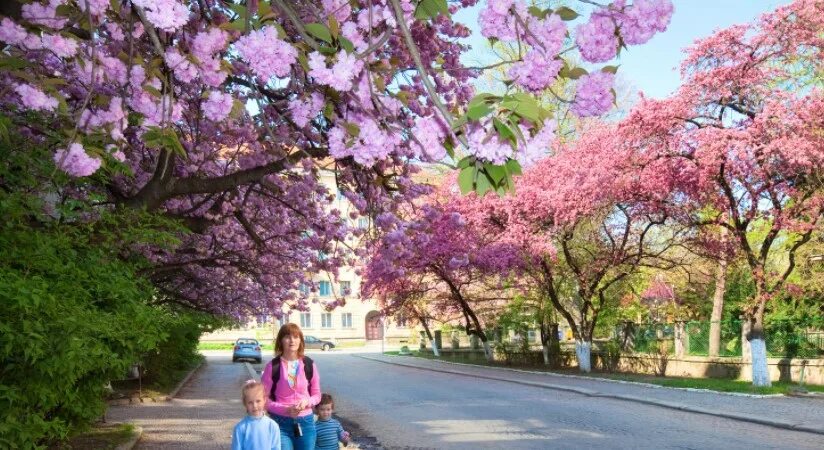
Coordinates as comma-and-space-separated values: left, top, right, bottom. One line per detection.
303, 355, 314, 383
269, 355, 314, 402
269, 356, 281, 401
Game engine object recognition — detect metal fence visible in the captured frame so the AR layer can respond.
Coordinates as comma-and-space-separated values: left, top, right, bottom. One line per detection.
623, 319, 824, 359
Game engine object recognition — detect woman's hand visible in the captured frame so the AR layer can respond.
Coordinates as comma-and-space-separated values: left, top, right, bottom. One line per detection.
294, 399, 309, 410
286, 404, 302, 417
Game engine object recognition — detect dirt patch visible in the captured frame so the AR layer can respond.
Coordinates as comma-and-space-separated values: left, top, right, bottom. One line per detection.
335, 414, 383, 450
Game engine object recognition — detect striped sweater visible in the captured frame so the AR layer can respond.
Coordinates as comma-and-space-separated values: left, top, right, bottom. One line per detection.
315, 417, 346, 450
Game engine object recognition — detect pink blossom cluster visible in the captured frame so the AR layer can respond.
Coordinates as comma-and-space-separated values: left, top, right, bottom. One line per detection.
203, 91, 234, 122
517, 119, 558, 167
526, 13, 566, 54
53, 143, 102, 177
575, 14, 618, 63
78, 0, 109, 18
411, 115, 448, 161
478, 0, 522, 41
288, 92, 325, 128
572, 72, 615, 117
328, 118, 400, 165
14, 83, 58, 112
22, 0, 67, 29
234, 26, 297, 81
467, 124, 513, 165
308, 51, 364, 92
617, 0, 674, 45
42, 33, 79, 58
165, 48, 198, 83
80, 98, 127, 140
132, 0, 190, 32
0, 18, 29, 45
508, 51, 563, 92
191, 28, 229, 87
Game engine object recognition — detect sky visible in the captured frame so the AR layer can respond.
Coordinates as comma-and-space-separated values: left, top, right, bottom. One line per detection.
454, 0, 792, 99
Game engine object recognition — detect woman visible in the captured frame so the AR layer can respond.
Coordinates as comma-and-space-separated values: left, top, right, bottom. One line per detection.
262, 323, 321, 450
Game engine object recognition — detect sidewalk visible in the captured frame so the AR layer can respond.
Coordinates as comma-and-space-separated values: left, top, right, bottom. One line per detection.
358, 354, 824, 436
106, 356, 247, 448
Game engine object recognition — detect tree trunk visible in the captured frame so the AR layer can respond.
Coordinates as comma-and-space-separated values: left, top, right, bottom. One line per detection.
749, 313, 771, 387
482, 339, 493, 362
575, 340, 592, 373
430, 339, 440, 357
709, 230, 728, 357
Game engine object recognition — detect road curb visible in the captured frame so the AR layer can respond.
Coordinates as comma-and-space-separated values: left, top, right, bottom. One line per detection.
244, 362, 259, 381
116, 424, 142, 450
165, 359, 205, 401
357, 354, 824, 437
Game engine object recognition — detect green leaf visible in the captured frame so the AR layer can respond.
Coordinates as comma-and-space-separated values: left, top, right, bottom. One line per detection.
415, 0, 449, 20
339, 37, 355, 53
142, 127, 187, 158
458, 166, 475, 195
306, 23, 333, 44
506, 159, 523, 176
0, 57, 30, 71
566, 67, 588, 80
486, 164, 507, 185
317, 46, 338, 55
601, 65, 620, 74
528, 6, 548, 19
451, 114, 469, 131
493, 117, 516, 144
475, 169, 493, 196
343, 122, 361, 137
501, 93, 541, 123
467, 103, 493, 120
457, 156, 475, 169
555, 6, 579, 21
329, 16, 340, 39
0, 114, 11, 144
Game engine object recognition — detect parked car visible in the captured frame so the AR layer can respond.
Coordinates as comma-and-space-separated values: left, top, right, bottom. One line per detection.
232, 338, 262, 363
304, 335, 335, 351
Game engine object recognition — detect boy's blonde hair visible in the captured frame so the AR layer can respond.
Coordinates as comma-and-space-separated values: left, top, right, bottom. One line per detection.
242, 380, 265, 402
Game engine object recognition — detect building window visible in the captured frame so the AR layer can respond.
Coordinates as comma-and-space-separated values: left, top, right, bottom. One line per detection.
298, 283, 309, 295
321, 313, 332, 328
336, 189, 344, 201
339, 281, 351, 297
319, 281, 331, 296
396, 313, 407, 328
300, 312, 312, 328
358, 217, 369, 229
341, 313, 353, 329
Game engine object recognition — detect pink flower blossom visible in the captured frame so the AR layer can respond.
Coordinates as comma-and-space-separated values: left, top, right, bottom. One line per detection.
575, 14, 618, 62
0, 18, 28, 45
234, 26, 297, 80
288, 92, 325, 128
478, 0, 519, 40
572, 72, 615, 117
618, 0, 674, 45
78, 0, 109, 18
22, 0, 68, 29
411, 115, 448, 161
164, 48, 198, 83
526, 13, 566, 56
517, 119, 557, 167
467, 124, 513, 165
42, 34, 79, 58
508, 51, 563, 92
132, 0, 190, 32
53, 143, 102, 177
80, 97, 127, 140
14, 83, 58, 112
105, 22, 125, 41
203, 90, 234, 122
308, 51, 363, 92
192, 28, 228, 61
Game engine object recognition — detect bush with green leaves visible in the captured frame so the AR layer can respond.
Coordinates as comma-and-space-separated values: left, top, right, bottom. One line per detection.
0, 129, 204, 447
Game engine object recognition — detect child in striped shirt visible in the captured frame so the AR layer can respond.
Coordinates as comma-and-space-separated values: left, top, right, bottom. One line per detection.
314, 394, 350, 450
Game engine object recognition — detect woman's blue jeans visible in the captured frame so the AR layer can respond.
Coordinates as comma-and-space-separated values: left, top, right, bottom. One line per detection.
270, 413, 316, 450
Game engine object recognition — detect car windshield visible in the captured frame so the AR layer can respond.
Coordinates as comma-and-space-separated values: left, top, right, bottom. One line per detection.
236, 339, 257, 345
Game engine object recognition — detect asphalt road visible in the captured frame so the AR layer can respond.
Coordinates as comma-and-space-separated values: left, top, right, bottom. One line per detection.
292, 352, 824, 450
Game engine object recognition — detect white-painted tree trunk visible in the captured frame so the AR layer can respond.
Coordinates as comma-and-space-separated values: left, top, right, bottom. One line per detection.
750, 337, 771, 387
575, 340, 592, 373
430, 339, 440, 357
482, 340, 493, 362
542, 344, 550, 365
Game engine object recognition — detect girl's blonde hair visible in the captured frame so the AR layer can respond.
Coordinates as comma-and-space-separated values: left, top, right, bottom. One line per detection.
242, 379, 265, 402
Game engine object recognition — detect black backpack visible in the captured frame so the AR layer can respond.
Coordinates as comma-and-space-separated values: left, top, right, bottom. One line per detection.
269, 355, 314, 401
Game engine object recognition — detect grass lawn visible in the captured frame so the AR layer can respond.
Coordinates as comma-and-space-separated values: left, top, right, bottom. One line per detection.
110, 356, 204, 401
385, 351, 824, 395
51, 423, 135, 449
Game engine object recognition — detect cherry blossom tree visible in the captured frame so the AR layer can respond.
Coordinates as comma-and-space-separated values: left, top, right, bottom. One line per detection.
615, 0, 824, 385
362, 186, 523, 361
0, 0, 673, 317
